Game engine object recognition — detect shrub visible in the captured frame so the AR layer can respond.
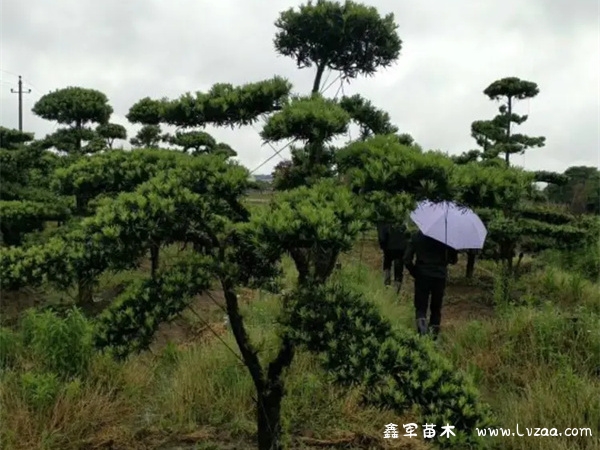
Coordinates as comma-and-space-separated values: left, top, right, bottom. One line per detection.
286, 279, 495, 448
20, 308, 94, 379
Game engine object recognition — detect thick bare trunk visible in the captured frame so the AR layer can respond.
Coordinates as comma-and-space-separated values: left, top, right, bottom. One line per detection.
312, 62, 326, 94
257, 390, 284, 450
150, 244, 160, 279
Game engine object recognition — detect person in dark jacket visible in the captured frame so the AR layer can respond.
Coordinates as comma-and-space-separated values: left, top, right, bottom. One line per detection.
404, 230, 458, 339
377, 221, 409, 293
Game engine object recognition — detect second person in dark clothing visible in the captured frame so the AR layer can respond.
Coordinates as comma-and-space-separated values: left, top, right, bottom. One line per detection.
377, 221, 410, 293
404, 230, 458, 339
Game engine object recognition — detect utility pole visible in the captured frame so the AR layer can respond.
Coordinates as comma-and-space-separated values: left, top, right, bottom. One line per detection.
10, 76, 31, 131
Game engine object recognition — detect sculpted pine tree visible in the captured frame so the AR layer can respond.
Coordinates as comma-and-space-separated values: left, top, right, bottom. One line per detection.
483, 77, 546, 165
274, 0, 402, 93
96, 123, 127, 149
32, 87, 113, 155
262, 95, 350, 189
130, 124, 164, 148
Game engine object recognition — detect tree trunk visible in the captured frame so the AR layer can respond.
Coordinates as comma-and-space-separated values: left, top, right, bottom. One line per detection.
222, 282, 295, 450
76, 119, 83, 153
77, 276, 94, 309
75, 193, 89, 216
150, 244, 160, 279
505, 97, 512, 166
257, 390, 284, 450
466, 250, 476, 278
312, 62, 327, 94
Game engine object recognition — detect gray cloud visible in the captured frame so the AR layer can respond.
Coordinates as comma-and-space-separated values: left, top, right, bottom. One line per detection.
1, 0, 598, 174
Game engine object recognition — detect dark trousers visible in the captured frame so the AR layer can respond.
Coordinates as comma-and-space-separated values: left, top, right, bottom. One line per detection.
383, 249, 404, 284
414, 274, 446, 328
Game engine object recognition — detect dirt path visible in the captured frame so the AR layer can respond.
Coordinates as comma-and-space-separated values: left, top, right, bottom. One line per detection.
352, 239, 495, 326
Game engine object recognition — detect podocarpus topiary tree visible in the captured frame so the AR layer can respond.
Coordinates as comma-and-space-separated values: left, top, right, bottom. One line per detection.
32, 87, 114, 155
129, 124, 165, 148
270, 0, 403, 189
262, 95, 351, 189
481, 77, 546, 166
274, 0, 402, 94
3, 151, 495, 449
451, 148, 593, 281
96, 123, 127, 149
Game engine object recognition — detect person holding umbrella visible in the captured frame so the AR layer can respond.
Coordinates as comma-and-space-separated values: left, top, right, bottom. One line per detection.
404, 200, 487, 339
377, 220, 410, 293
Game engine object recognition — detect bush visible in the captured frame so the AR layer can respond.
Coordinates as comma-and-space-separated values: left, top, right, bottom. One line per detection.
286, 279, 495, 448
20, 308, 94, 380
19, 372, 62, 412
0, 327, 21, 370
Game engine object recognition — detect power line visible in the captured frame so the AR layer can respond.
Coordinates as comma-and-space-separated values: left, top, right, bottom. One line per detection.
10, 76, 32, 131
249, 72, 344, 175
250, 139, 296, 174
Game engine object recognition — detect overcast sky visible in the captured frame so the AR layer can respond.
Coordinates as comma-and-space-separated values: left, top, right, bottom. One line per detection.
1, 0, 598, 174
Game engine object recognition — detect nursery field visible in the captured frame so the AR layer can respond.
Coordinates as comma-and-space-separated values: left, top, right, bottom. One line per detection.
2, 1, 600, 449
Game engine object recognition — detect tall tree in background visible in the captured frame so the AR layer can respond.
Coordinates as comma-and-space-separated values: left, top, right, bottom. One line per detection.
274, 0, 402, 94
270, 0, 403, 189
32, 87, 113, 155
96, 123, 127, 149
130, 124, 164, 148
545, 166, 600, 214
482, 77, 546, 165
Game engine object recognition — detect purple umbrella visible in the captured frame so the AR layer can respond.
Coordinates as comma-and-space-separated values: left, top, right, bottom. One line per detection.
409, 200, 487, 250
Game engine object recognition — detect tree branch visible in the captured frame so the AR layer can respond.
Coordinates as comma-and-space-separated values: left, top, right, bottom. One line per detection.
222, 279, 265, 392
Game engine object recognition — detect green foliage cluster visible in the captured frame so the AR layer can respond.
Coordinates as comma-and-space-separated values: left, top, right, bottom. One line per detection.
544, 166, 600, 215
94, 254, 212, 359
0, 200, 71, 246
285, 280, 495, 447
338, 94, 399, 139
54, 149, 182, 195
262, 95, 350, 144
0, 309, 96, 416
128, 77, 292, 128
274, 0, 401, 92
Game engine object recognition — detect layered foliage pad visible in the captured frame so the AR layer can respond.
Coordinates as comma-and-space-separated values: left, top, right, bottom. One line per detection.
32, 87, 115, 155
32, 87, 113, 125
0, 128, 71, 245
338, 94, 399, 139
0, 201, 71, 246
127, 77, 292, 128
52, 149, 186, 205
285, 281, 495, 448
254, 179, 367, 283
94, 254, 213, 359
261, 95, 350, 144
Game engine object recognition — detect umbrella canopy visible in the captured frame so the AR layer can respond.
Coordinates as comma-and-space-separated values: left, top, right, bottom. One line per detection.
409, 200, 487, 250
